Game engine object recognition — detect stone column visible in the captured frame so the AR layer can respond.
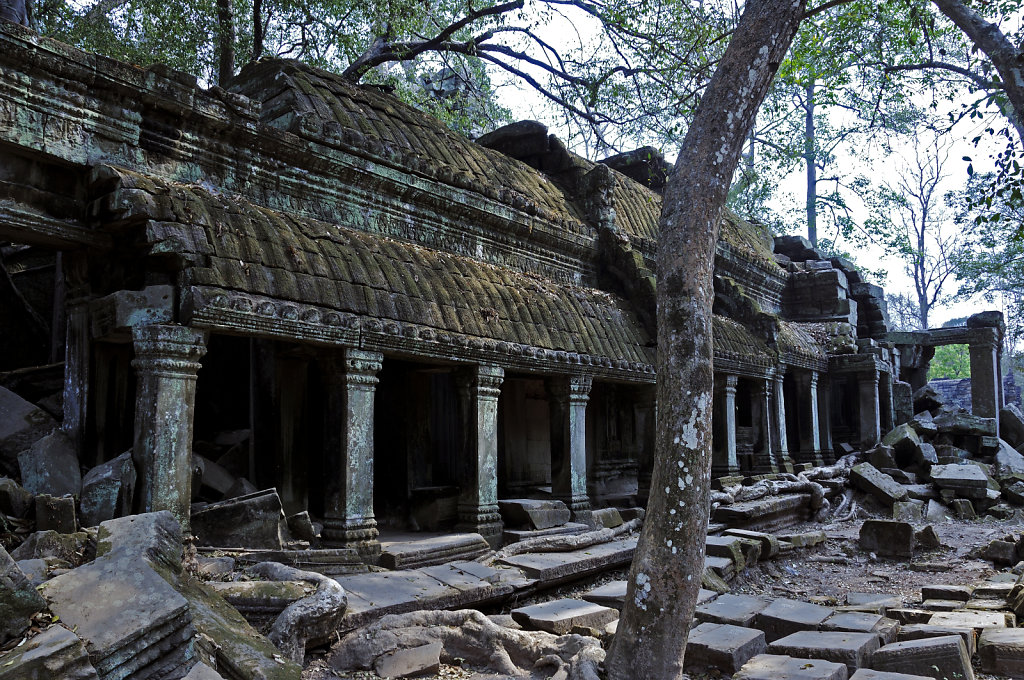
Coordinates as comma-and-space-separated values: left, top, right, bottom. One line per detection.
635, 387, 656, 506
455, 364, 504, 548
817, 376, 834, 464
858, 369, 881, 449
970, 336, 1001, 424
62, 298, 91, 457
752, 380, 775, 473
723, 375, 739, 473
548, 375, 593, 525
772, 370, 793, 472
801, 372, 823, 466
322, 348, 383, 561
131, 324, 207, 531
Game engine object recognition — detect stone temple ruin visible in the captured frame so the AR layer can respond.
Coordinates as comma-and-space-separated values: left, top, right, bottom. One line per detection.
3, 19, 1024, 680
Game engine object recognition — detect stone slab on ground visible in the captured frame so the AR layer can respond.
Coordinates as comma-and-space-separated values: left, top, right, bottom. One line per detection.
707, 535, 759, 571
920, 585, 972, 602
929, 464, 988, 490
232, 548, 364, 576
732, 653, 847, 680
754, 598, 835, 642
871, 635, 975, 680
711, 494, 812, 532
591, 507, 623, 528
769, 631, 880, 673
843, 593, 903, 614
582, 580, 626, 609
182, 661, 226, 680
859, 520, 915, 558
0, 625, 99, 680
848, 671, 932, 680
695, 593, 772, 627
920, 599, 965, 612
379, 533, 491, 570
79, 451, 136, 527
373, 641, 442, 678
897, 624, 976, 656
18, 429, 81, 497
977, 627, 1024, 677
0, 386, 57, 467
191, 489, 286, 550
724, 529, 781, 558
1, 544, 47, 644
510, 598, 618, 634
497, 536, 636, 585
502, 522, 588, 543
972, 581, 1014, 599
685, 622, 767, 673
497, 499, 570, 530
705, 555, 736, 580
850, 463, 908, 507
821, 612, 899, 644
928, 610, 1012, 632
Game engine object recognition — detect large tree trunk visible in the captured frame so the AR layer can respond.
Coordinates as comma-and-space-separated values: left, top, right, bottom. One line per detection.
603, 0, 805, 677
805, 80, 817, 247
216, 0, 235, 85
0, 0, 28, 25
931, 0, 1024, 142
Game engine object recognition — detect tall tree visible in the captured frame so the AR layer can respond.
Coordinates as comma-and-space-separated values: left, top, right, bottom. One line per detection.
604, 0, 805, 676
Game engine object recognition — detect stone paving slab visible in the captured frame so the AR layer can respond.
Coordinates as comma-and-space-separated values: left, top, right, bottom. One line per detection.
497, 536, 636, 585
821, 612, 899, 644
711, 494, 813, 533
379, 533, 491, 570
732, 653, 847, 680
498, 499, 570, 529
843, 593, 902, 614
510, 598, 617, 634
920, 585, 972, 602
977, 627, 1024, 677
928, 609, 1013, 632
972, 581, 1014, 599
695, 593, 772, 627
897, 624, 976, 656
755, 598, 834, 642
848, 671, 931, 680
920, 599, 965, 612
582, 580, 626, 608
685, 622, 767, 673
769, 631, 880, 673
502, 523, 588, 543
871, 635, 975, 680
886, 609, 933, 625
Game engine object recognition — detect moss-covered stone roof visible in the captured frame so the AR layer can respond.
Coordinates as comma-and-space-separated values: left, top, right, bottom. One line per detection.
777, 320, 830, 371
228, 60, 588, 234
104, 167, 652, 367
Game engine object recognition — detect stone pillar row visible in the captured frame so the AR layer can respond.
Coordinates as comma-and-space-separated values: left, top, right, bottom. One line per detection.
548, 375, 593, 527
723, 374, 739, 473
455, 364, 504, 548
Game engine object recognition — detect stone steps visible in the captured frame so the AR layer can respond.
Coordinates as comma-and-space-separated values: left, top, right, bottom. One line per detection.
379, 533, 491, 570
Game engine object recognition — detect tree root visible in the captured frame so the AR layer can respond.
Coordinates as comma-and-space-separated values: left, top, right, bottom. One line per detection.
326, 609, 604, 678
487, 519, 642, 562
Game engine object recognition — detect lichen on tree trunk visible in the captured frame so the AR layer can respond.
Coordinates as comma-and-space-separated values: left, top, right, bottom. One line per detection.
604, 1, 806, 677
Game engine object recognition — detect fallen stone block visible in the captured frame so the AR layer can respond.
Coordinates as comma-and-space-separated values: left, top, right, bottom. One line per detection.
933, 411, 996, 437
497, 498, 570, 529
79, 451, 136, 527
724, 528, 781, 558
983, 539, 1018, 565
897, 624, 976, 656
848, 671, 932, 680
686, 622, 767, 673
286, 511, 317, 542
18, 429, 81, 497
821, 612, 899, 644
978, 627, 1024, 678
754, 598, 834, 642
925, 500, 952, 522
10, 530, 90, 565
871, 635, 974, 680
707, 535, 760, 572
1, 544, 47, 644
950, 498, 976, 519
696, 593, 772, 627
909, 412, 938, 438
510, 598, 617, 634
892, 501, 924, 523
921, 599, 965, 612
843, 593, 902, 614
920, 585, 972, 602
930, 463, 988, 491
0, 477, 32, 517
380, 533, 491, 570
733, 653, 847, 680
35, 494, 77, 534
869, 445, 897, 470
851, 463, 907, 507
0, 386, 57, 470
591, 507, 623, 528
373, 641, 442, 679
770, 630, 879, 673
582, 580, 626, 609
0, 624, 99, 680
928, 610, 1010, 632
913, 386, 944, 413
778, 530, 826, 548
1001, 405, 1024, 449
191, 489, 287, 550
915, 525, 941, 550
183, 661, 226, 680
994, 440, 1024, 483
886, 609, 933, 624
882, 424, 922, 466
859, 520, 914, 558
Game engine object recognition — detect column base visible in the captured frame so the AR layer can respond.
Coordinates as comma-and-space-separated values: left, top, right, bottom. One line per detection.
456, 504, 503, 549
321, 517, 381, 563
556, 495, 593, 527
776, 455, 795, 474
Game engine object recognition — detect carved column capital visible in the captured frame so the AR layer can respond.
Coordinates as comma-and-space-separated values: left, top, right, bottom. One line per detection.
724, 374, 738, 395
455, 364, 504, 400
342, 348, 383, 387
547, 374, 593, 404
132, 325, 208, 377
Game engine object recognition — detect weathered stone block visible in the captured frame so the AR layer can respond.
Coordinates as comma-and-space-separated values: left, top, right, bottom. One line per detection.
582, 580, 626, 609
591, 507, 623, 528
933, 411, 996, 437
882, 424, 921, 465
192, 489, 287, 549
35, 494, 76, 533
897, 624, 976, 656
79, 451, 136, 527
983, 539, 1018, 565
859, 520, 915, 558
497, 498, 570, 529
10, 530, 90, 564
686, 622, 767, 673
182, 661, 226, 679
978, 627, 1024, 678
707, 535, 760, 572
724, 528, 781, 558
893, 501, 924, 523
920, 585, 972, 602
373, 641, 442, 679
994, 440, 1024, 483
1001, 405, 1024, 449
18, 429, 81, 497
0, 624, 98, 680
848, 671, 932, 680
869, 445, 897, 470
770, 631, 879, 673
696, 593, 772, 627
510, 598, 617, 634
872, 635, 974, 680
912, 386, 944, 413
754, 598, 834, 642
851, 463, 907, 507
733, 654, 847, 680
930, 463, 988, 490
0, 477, 32, 517
1, 544, 47, 644
0, 386, 57, 469
929, 610, 1010, 632
821, 612, 899, 644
